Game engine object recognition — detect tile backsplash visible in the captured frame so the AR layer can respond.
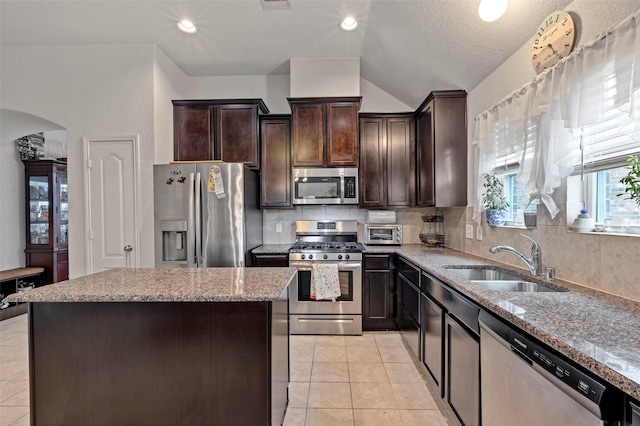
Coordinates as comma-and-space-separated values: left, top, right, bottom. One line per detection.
263, 206, 437, 245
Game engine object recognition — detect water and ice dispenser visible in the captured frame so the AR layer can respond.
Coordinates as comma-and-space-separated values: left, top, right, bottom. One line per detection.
161, 220, 188, 262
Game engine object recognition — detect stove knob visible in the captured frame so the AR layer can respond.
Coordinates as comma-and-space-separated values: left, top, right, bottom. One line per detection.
323, 254, 328, 260
301, 255, 306, 260
338, 255, 343, 260
309, 254, 314, 260
345, 254, 350, 260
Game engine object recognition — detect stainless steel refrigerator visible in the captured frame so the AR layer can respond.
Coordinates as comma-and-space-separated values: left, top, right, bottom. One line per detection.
154, 162, 262, 268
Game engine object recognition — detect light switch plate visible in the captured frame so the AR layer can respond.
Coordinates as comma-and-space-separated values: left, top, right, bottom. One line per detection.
476, 226, 483, 240
275, 223, 282, 233
465, 224, 474, 239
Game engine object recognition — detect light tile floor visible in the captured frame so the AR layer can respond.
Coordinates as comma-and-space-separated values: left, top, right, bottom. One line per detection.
0, 314, 29, 426
285, 333, 451, 426
0, 315, 451, 426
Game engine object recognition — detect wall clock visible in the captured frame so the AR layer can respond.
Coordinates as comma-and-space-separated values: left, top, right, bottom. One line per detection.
531, 10, 576, 74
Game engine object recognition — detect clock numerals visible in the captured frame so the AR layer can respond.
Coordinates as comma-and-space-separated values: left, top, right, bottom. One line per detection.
562, 17, 569, 26
532, 54, 537, 60
566, 28, 573, 36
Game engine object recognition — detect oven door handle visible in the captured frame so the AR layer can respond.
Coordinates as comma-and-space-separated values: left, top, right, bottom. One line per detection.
289, 261, 361, 270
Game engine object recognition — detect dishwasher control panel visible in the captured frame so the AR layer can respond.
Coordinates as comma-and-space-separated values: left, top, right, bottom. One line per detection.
508, 330, 606, 406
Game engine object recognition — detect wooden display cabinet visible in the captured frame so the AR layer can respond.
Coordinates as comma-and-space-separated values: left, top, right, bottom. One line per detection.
23, 159, 69, 284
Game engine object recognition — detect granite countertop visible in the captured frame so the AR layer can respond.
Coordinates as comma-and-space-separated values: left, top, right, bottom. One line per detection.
252, 244, 294, 254
251, 244, 640, 398
8, 267, 297, 303
363, 244, 640, 400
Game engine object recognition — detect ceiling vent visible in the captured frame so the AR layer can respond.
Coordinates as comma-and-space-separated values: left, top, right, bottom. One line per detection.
260, 0, 291, 11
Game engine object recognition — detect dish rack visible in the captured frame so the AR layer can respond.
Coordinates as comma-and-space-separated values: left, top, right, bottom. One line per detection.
420, 211, 445, 248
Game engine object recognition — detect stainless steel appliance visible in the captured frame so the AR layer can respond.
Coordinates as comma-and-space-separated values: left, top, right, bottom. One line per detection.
153, 163, 262, 268
292, 167, 358, 205
364, 224, 403, 245
479, 311, 624, 426
364, 210, 402, 245
289, 220, 364, 335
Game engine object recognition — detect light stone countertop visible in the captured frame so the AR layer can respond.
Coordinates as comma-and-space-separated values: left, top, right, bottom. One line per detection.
252, 243, 640, 399
8, 267, 297, 303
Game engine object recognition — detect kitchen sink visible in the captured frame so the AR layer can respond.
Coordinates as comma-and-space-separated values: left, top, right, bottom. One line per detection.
473, 280, 560, 292
445, 267, 566, 293
446, 267, 521, 281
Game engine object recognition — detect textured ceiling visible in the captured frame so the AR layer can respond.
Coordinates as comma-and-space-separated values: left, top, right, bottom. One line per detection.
1, 0, 579, 108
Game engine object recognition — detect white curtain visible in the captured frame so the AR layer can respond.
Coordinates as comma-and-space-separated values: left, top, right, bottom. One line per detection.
473, 9, 640, 224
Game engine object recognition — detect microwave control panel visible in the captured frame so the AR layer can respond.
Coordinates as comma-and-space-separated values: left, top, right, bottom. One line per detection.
345, 177, 356, 198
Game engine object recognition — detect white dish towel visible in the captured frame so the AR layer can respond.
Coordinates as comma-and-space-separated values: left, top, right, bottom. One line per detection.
311, 264, 341, 301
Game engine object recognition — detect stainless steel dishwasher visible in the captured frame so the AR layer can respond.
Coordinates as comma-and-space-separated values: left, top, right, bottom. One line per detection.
479, 311, 624, 426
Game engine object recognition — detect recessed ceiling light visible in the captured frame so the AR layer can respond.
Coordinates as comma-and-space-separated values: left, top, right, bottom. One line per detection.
340, 17, 358, 31
478, 0, 508, 22
177, 19, 197, 34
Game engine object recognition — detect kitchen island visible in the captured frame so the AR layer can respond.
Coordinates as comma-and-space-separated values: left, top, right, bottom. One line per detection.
8, 267, 296, 426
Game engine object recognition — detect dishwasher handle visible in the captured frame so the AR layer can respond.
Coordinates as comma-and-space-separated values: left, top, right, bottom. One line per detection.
510, 345, 533, 365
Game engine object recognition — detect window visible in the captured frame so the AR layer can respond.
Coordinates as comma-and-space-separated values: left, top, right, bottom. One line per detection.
587, 164, 640, 232
493, 172, 538, 226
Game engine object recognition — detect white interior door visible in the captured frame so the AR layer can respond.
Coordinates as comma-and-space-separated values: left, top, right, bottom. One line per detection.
84, 136, 139, 273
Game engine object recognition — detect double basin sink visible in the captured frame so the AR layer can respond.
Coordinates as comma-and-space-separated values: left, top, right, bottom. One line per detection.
445, 267, 566, 293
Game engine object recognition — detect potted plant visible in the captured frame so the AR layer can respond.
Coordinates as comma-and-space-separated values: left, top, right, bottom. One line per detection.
482, 173, 509, 226
618, 155, 640, 207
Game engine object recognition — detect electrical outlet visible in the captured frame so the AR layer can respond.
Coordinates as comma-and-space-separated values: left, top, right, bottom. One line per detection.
476, 225, 483, 241
465, 224, 474, 239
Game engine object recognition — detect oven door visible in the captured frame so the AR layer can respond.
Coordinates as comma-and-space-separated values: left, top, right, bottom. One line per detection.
289, 260, 362, 315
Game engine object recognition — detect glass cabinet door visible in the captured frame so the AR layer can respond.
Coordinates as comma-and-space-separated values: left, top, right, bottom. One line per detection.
59, 176, 68, 245
28, 175, 50, 245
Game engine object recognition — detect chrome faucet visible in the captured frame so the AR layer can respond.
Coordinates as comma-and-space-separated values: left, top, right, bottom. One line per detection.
489, 234, 542, 276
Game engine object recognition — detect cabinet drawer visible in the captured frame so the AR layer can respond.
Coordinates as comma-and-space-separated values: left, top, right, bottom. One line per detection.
397, 257, 420, 288
254, 254, 289, 267
364, 254, 390, 270
422, 271, 479, 335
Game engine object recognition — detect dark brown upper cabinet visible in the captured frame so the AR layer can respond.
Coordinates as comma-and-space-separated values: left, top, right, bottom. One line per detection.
415, 91, 467, 207
288, 97, 361, 167
173, 99, 269, 168
260, 115, 292, 209
359, 114, 415, 209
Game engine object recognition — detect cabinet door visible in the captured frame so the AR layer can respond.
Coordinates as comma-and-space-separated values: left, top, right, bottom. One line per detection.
445, 316, 479, 426
260, 118, 292, 208
433, 96, 467, 207
422, 294, 444, 396
363, 270, 394, 330
416, 104, 435, 207
173, 105, 214, 161
359, 117, 386, 208
326, 102, 359, 166
216, 104, 259, 168
386, 116, 415, 207
292, 103, 324, 166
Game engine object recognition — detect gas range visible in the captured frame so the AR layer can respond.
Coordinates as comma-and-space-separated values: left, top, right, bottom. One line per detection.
288, 220, 364, 262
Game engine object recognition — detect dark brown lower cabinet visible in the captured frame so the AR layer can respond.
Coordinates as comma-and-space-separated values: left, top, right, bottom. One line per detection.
28, 299, 289, 426
421, 292, 444, 397
254, 253, 289, 267
363, 254, 397, 331
445, 315, 480, 426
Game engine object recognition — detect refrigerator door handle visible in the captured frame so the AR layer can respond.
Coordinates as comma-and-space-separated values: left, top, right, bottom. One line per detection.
195, 172, 202, 267
187, 172, 197, 267
339, 168, 345, 204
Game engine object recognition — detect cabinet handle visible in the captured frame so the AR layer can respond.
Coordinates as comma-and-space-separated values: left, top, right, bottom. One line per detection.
124, 245, 133, 268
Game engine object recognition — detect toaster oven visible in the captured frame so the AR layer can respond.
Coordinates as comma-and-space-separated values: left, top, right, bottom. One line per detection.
364, 224, 403, 245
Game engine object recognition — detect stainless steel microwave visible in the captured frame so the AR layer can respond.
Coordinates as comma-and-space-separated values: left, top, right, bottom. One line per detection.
292, 167, 358, 205
364, 224, 403, 245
